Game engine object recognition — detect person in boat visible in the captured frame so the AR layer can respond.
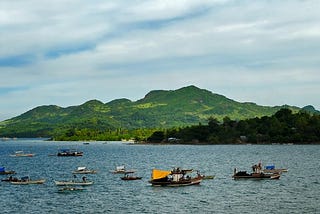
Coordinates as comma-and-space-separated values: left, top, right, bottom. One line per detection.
82, 176, 87, 183
257, 162, 262, 173
173, 167, 180, 173
252, 164, 257, 173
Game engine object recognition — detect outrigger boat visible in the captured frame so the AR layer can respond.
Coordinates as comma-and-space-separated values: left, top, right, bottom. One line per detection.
54, 180, 93, 186
10, 176, 46, 185
232, 170, 280, 180
72, 167, 97, 174
233, 163, 281, 180
54, 176, 93, 186
149, 168, 202, 187
0, 167, 15, 175
10, 151, 34, 157
57, 149, 83, 157
110, 165, 136, 174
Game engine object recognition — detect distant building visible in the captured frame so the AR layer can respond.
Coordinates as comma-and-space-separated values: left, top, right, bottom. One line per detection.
240, 136, 248, 142
168, 137, 180, 143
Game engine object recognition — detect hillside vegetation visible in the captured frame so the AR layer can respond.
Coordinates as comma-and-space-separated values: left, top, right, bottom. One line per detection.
0, 85, 315, 140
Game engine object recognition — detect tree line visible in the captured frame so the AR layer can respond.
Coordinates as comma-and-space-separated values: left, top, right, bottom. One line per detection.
52, 108, 320, 143
52, 127, 156, 142
147, 108, 320, 144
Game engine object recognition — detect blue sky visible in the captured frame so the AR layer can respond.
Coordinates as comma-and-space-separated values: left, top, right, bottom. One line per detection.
1, 0, 320, 121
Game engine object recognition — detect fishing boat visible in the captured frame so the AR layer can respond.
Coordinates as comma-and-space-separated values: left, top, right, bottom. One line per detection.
120, 172, 142, 180
262, 165, 288, 174
54, 176, 93, 186
54, 180, 94, 186
10, 176, 46, 185
72, 167, 97, 174
110, 165, 136, 174
149, 168, 202, 187
233, 168, 280, 180
0, 167, 15, 175
10, 151, 34, 157
57, 149, 83, 156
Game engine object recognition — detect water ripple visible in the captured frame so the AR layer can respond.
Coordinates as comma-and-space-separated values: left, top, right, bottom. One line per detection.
0, 140, 319, 213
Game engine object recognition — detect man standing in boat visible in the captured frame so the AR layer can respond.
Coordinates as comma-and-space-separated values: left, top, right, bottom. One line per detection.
257, 162, 262, 173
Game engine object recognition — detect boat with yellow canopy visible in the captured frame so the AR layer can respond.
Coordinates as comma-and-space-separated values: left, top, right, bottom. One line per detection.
149, 168, 202, 187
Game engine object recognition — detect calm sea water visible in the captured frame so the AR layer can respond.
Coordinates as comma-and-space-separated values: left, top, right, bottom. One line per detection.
0, 139, 319, 214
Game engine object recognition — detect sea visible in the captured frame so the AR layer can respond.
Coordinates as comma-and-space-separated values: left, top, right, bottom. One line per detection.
0, 139, 319, 214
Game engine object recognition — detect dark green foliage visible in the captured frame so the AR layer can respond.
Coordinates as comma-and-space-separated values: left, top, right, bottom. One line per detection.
148, 108, 320, 144
147, 131, 165, 143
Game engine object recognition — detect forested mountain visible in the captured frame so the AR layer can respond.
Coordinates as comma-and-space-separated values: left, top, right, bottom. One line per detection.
0, 85, 314, 138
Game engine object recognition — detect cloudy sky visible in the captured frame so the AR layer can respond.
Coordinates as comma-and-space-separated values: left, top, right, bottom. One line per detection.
1, 0, 319, 121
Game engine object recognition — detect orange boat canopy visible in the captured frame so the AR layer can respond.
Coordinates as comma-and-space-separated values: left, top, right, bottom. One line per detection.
151, 169, 171, 180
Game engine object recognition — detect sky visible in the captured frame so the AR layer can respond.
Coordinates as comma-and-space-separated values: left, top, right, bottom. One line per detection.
1, 0, 320, 121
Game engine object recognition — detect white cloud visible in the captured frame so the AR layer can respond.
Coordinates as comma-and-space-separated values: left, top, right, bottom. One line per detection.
0, 0, 320, 121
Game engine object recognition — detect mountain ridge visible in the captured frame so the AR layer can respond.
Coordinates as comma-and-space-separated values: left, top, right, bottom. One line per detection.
0, 85, 317, 138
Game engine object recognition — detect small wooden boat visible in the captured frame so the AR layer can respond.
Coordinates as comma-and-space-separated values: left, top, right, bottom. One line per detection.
72, 167, 97, 174
121, 172, 142, 180
121, 176, 142, 180
54, 180, 94, 186
10, 151, 34, 157
232, 170, 280, 180
57, 149, 83, 157
233, 162, 281, 180
110, 165, 136, 174
149, 168, 202, 187
10, 176, 46, 185
0, 167, 15, 175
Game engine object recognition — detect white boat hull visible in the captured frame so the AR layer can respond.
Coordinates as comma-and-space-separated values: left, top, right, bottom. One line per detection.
10, 179, 46, 185
54, 181, 94, 186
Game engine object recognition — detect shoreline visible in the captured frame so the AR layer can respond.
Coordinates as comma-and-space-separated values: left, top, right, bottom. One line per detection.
1, 138, 320, 145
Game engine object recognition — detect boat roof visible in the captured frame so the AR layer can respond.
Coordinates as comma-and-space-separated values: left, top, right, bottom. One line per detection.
116, 166, 125, 171
151, 169, 171, 180
265, 165, 275, 170
77, 167, 87, 170
171, 168, 193, 174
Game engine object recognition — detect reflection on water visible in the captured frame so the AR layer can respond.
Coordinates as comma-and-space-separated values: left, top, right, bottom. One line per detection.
0, 139, 319, 213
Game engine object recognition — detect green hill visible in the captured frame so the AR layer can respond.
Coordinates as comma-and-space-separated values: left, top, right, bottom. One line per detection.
0, 85, 309, 138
